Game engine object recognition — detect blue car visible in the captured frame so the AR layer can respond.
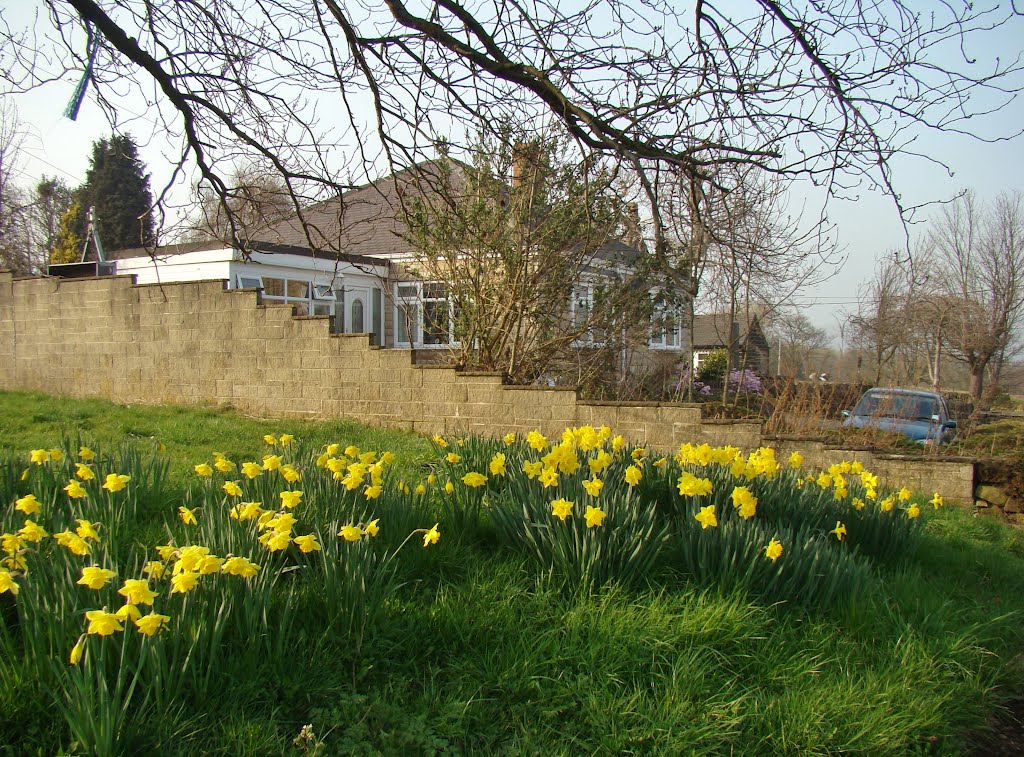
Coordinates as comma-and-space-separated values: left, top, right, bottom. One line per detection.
842, 388, 958, 445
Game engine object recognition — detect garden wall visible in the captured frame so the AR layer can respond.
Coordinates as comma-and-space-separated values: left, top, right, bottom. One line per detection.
0, 272, 975, 503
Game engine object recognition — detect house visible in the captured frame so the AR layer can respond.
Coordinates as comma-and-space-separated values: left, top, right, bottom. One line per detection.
97, 239, 390, 346
691, 313, 771, 375
52, 159, 694, 381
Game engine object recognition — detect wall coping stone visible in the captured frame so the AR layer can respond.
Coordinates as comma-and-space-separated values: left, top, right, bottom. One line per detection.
502, 384, 579, 393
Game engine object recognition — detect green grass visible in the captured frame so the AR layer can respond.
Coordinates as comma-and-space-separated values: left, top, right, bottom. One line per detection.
0, 390, 434, 486
1, 390, 1023, 755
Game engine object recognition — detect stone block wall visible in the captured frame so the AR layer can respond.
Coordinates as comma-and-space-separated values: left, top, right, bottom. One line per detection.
0, 272, 976, 504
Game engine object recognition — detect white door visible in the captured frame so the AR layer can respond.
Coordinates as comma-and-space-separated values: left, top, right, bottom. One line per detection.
346, 286, 370, 334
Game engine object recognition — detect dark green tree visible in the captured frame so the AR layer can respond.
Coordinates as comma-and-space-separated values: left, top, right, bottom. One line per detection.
83, 134, 155, 251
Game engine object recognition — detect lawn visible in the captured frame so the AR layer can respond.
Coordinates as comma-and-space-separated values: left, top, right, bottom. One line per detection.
1, 390, 1022, 756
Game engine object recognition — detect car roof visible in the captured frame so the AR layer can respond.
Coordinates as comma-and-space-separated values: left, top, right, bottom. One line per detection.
862, 388, 944, 399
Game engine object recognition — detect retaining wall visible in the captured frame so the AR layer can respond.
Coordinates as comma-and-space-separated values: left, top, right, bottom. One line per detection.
0, 272, 975, 503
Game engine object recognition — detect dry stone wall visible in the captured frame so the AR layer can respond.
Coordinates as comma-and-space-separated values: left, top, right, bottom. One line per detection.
0, 272, 976, 503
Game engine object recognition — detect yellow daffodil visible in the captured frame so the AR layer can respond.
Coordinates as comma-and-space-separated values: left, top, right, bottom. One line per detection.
279, 433, 295, 446
101, 473, 131, 493
463, 472, 487, 487
280, 464, 301, 483
539, 467, 559, 488
731, 487, 758, 518
77, 566, 117, 590
64, 480, 87, 499
241, 461, 263, 479
624, 465, 643, 486
526, 431, 547, 451
444, 481, 454, 494
879, 497, 894, 512
76, 463, 95, 481
280, 490, 303, 508
263, 434, 278, 445
18, 520, 47, 543
170, 571, 199, 594
143, 561, 167, 579
179, 506, 197, 525
293, 534, 321, 553
489, 453, 507, 476
584, 505, 606, 528
214, 458, 235, 473
582, 477, 603, 497
503, 433, 516, 445
0, 569, 19, 596
115, 603, 142, 623
29, 449, 50, 464
48, 448, 64, 462
75, 519, 101, 541
338, 525, 363, 542
194, 463, 214, 477
363, 484, 382, 499
930, 493, 944, 509
15, 494, 41, 515
677, 472, 713, 497
155, 544, 177, 561
831, 521, 847, 541
58, 532, 91, 556
551, 498, 573, 521
223, 481, 243, 497
907, 504, 921, 519
222, 556, 260, 577
69, 636, 85, 665
422, 523, 440, 547
135, 613, 171, 636
78, 446, 96, 461
765, 538, 784, 561
446, 452, 461, 464
262, 454, 282, 471
85, 610, 123, 636
695, 505, 718, 529
852, 497, 865, 511
198, 555, 225, 574
789, 451, 803, 468
364, 519, 380, 537
431, 435, 448, 448
1, 532, 21, 553
898, 487, 912, 502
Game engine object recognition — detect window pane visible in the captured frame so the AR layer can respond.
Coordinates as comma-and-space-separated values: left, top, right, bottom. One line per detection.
423, 282, 447, 299
238, 276, 262, 289
423, 300, 449, 344
313, 303, 332, 316
263, 277, 285, 297
287, 280, 310, 298
397, 303, 418, 344
351, 298, 365, 332
292, 302, 310, 317
397, 284, 418, 298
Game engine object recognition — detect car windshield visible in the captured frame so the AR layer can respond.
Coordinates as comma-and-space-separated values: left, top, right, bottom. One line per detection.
854, 393, 937, 421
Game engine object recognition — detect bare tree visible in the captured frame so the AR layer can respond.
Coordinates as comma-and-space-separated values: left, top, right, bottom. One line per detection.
929, 191, 1024, 401
848, 254, 917, 385
190, 163, 295, 245
768, 310, 831, 378
0, 0, 1020, 265
0, 102, 34, 273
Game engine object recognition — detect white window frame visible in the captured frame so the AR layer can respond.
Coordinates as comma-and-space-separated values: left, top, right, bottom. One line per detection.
234, 274, 335, 318
393, 281, 456, 348
649, 300, 682, 350
571, 282, 608, 347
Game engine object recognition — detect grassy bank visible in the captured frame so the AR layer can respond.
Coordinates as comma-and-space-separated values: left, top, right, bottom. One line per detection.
0, 390, 1022, 755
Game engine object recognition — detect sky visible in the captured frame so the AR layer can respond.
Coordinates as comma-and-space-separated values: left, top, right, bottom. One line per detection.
5, 1, 1024, 339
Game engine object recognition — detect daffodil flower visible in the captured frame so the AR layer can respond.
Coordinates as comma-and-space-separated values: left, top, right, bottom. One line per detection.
85, 610, 123, 636
77, 566, 117, 590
